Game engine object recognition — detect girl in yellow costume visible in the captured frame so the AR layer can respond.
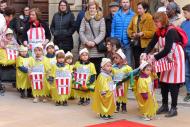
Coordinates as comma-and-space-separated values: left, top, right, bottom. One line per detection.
65, 51, 75, 100
112, 49, 132, 113
74, 48, 96, 106
45, 42, 56, 66
16, 45, 32, 98
137, 63, 158, 121
92, 58, 116, 120
48, 50, 73, 106
29, 43, 51, 103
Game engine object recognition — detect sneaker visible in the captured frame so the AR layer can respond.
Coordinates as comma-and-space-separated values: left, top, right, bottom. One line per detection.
78, 98, 84, 105
183, 94, 190, 102
55, 102, 61, 106
142, 116, 151, 121
33, 97, 39, 103
82, 99, 90, 106
63, 101, 68, 106
42, 98, 47, 103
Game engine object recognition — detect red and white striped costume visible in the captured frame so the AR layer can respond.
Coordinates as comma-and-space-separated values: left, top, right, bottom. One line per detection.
156, 37, 185, 83
74, 73, 88, 89
6, 49, 18, 60
56, 77, 70, 95
27, 26, 45, 56
30, 72, 44, 90
116, 83, 125, 97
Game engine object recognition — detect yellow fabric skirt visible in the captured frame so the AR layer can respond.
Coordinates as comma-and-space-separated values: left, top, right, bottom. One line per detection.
92, 91, 116, 116
32, 80, 50, 97
51, 86, 70, 102
0, 48, 16, 65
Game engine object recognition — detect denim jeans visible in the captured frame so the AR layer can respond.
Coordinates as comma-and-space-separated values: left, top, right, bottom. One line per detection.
185, 51, 190, 93
122, 46, 134, 68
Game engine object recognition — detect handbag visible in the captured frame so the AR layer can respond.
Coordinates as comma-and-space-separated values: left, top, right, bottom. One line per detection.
88, 21, 107, 53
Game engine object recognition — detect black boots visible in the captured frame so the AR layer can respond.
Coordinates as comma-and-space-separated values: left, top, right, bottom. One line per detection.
121, 102, 127, 112
157, 104, 169, 114
165, 107, 178, 117
27, 89, 33, 98
20, 89, 25, 98
116, 102, 120, 112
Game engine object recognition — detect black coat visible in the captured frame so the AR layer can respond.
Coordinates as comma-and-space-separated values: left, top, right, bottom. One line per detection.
50, 11, 75, 51
105, 14, 113, 38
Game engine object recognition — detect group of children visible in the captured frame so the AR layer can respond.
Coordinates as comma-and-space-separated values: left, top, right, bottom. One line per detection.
13, 37, 159, 121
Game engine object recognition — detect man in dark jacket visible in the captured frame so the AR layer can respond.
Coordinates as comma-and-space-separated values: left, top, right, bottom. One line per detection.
105, 2, 119, 38
50, 0, 75, 52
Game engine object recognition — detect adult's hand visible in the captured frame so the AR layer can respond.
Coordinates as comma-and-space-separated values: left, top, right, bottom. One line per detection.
147, 54, 156, 64
140, 53, 147, 62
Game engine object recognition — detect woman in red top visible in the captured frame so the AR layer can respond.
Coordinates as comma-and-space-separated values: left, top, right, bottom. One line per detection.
142, 12, 185, 117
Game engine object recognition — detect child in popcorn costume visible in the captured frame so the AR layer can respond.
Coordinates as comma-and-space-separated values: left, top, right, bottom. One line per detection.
136, 62, 158, 121
45, 42, 56, 66
112, 49, 133, 113
29, 43, 51, 103
92, 58, 116, 120
48, 50, 73, 106
16, 45, 32, 98
73, 48, 96, 106
65, 51, 75, 100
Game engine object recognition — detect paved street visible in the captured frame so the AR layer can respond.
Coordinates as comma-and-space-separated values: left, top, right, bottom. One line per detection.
0, 84, 190, 127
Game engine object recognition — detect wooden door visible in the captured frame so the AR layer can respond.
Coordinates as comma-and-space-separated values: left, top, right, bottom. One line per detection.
28, 0, 49, 22
8, 0, 48, 22
7, 0, 28, 15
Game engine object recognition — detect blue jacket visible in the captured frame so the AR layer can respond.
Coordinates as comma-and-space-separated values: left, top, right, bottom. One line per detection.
111, 9, 135, 48
181, 20, 190, 51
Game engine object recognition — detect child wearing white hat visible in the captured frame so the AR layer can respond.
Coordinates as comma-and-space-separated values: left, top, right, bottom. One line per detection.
0, 28, 18, 49
47, 50, 73, 106
92, 58, 116, 120
73, 48, 96, 105
136, 63, 158, 121
45, 42, 56, 66
16, 45, 32, 98
29, 43, 51, 103
112, 48, 133, 113
64, 51, 75, 99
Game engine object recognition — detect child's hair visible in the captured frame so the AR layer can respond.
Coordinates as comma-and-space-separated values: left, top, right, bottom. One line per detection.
182, 4, 190, 12
46, 45, 54, 50
56, 53, 65, 59
65, 56, 73, 61
105, 37, 121, 49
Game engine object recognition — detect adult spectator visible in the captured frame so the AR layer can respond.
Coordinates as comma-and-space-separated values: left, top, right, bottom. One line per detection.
105, 2, 119, 38
50, 0, 75, 53
166, 2, 185, 26
111, 0, 135, 67
23, 8, 51, 53
181, 4, 190, 102
157, 0, 168, 13
142, 12, 185, 117
16, 6, 30, 44
79, 1, 105, 75
0, 0, 7, 14
128, 2, 155, 68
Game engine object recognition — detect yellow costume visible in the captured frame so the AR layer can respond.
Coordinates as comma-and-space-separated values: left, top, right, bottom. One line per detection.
112, 64, 132, 103
73, 61, 96, 99
16, 56, 31, 89
68, 64, 75, 98
137, 75, 158, 118
46, 56, 56, 67
92, 72, 116, 117
50, 64, 73, 102
29, 56, 51, 97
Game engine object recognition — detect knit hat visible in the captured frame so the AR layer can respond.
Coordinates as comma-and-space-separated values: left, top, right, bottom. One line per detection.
116, 48, 126, 60
55, 50, 65, 55
139, 60, 149, 70
34, 43, 43, 50
79, 48, 89, 55
101, 58, 111, 67
5, 28, 13, 35
65, 51, 73, 58
54, 45, 59, 51
19, 45, 28, 52
45, 42, 54, 49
